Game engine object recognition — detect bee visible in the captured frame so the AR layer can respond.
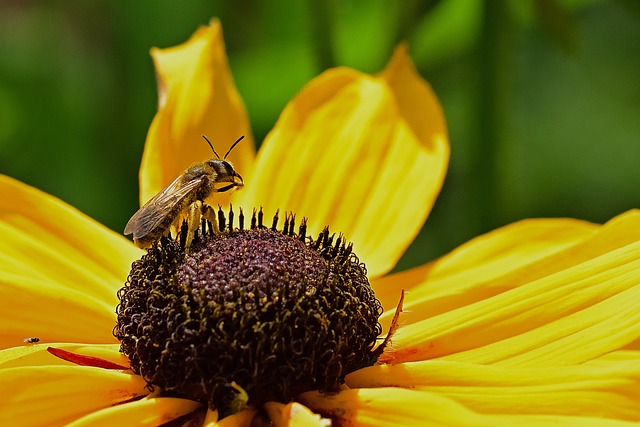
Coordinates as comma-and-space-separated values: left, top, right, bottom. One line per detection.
23, 337, 40, 344
124, 135, 245, 248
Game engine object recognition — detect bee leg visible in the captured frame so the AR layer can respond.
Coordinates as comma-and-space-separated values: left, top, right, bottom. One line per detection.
169, 223, 180, 241
184, 201, 203, 250
201, 203, 219, 234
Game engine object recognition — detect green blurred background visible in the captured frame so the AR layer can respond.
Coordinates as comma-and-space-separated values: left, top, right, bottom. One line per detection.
1, 0, 639, 271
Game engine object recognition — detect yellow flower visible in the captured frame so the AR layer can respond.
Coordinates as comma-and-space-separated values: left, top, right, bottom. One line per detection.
1, 18, 640, 426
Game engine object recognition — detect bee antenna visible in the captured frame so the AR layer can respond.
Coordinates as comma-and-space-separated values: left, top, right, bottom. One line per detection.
201, 134, 222, 159
223, 135, 245, 160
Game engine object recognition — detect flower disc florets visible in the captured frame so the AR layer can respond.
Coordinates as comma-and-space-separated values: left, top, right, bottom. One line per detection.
115, 208, 383, 414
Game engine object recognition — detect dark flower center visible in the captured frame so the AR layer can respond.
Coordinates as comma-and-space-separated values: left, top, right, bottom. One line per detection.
114, 208, 383, 415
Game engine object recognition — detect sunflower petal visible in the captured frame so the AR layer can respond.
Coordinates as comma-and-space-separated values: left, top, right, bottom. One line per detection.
348, 354, 640, 388
202, 408, 257, 427
383, 218, 640, 364
475, 283, 640, 367
300, 388, 638, 427
378, 44, 448, 166
0, 365, 147, 427
141, 18, 254, 207
213, 408, 256, 427
346, 356, 640, 420
0, 175, 140, 299
202, 409, 219, 427
0, 176, 141, 348
374, 217, 597, 330
426, 210, 640, 285
0, 273, 118, 347
238, 46, 448, 278
299, 388, 482, 427
0, 344, 126, 369
63, 397, 201, 427
264, 402, 331, 427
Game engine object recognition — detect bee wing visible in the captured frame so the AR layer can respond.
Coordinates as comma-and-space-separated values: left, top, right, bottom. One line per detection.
124, 175, 204, 239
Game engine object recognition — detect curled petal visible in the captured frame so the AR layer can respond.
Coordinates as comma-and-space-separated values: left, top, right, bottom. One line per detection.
141, 18, 254, 207
46, 346, 127, 370
238, 46, 448, 278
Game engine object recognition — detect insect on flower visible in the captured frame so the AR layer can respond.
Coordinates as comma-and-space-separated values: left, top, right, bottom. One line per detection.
124, 135, 245, 249
23, 337, 40, 344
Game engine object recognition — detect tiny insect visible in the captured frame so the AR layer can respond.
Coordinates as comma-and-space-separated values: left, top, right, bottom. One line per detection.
124, 135, 245, 248
23, 337, 40, 344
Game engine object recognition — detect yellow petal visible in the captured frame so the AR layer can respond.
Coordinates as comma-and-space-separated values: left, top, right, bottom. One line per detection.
300, 388, 482, 427
383, 226, 640, 364
378, 44, 448, 163
0, 365, 147, 427
476, 282, 640, 367
203, 408, 259, 427
373, 217, 597, 330
264, 402, 331, 427
213, 408, 256, 427
584, 349, 640, 366
64, 397, 201, 427
426, 210, 640, 287
346, 357, 640, 420
0, 175, 140, 300
379, 210, 639, 359
300, 388, 638, 427
202, 409, 219, 427
348, 354, 640, 388
0, 175, 142, 348
141, 18, 254, 206
0, 274, 120, 347
238, 46, 448, 278
0, 344, 126, 369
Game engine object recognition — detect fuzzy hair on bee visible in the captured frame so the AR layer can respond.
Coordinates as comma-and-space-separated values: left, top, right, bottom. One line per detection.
124, 135, 245, 249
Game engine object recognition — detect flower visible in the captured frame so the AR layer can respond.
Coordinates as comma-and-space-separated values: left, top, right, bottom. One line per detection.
1, 17, 640, 426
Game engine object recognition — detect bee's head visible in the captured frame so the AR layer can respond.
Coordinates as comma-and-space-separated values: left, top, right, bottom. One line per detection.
208, 159, 244, 192
201, 135, 245, 192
